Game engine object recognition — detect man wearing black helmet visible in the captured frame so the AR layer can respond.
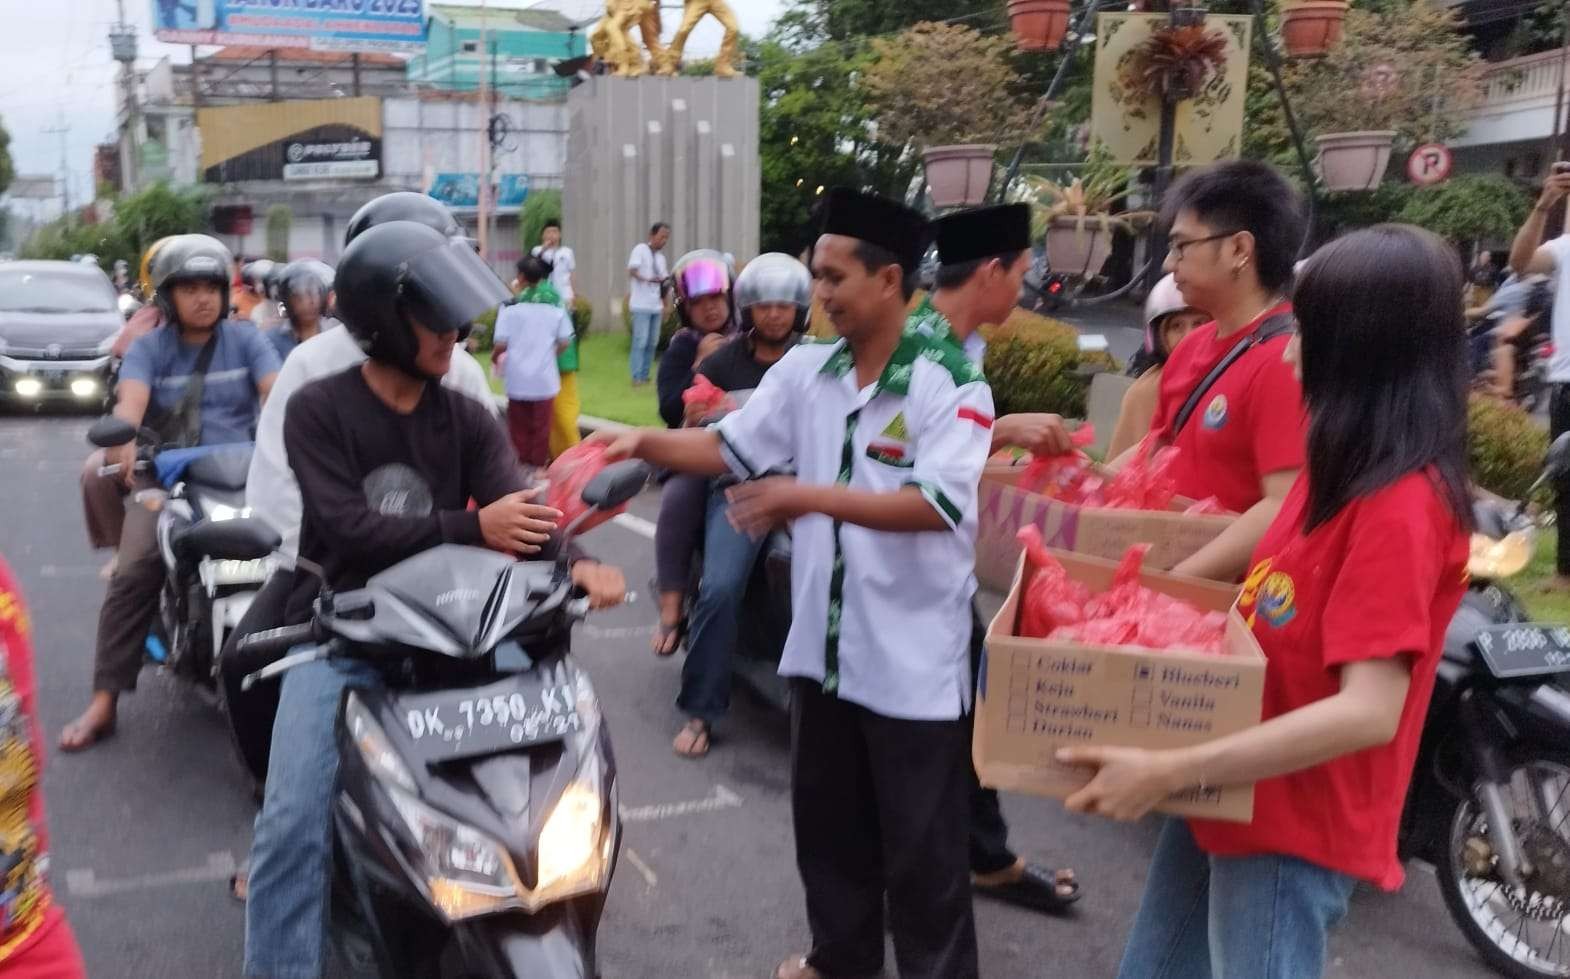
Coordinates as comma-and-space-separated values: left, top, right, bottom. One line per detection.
242, 219, 625, 979
262, 260, 339, 361
60, 234, 282, 752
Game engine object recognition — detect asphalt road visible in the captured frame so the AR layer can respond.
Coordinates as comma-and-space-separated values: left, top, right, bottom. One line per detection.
0, 409, 1500, 979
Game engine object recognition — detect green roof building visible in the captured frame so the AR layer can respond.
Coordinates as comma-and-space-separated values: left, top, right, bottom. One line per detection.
406, 4, 587, 101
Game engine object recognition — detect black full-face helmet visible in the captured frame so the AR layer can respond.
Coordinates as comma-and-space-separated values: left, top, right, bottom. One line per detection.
152, 234, 233, 326
734, 253, 813, 333
345, 191, 464, 246
335, 221, 511, 380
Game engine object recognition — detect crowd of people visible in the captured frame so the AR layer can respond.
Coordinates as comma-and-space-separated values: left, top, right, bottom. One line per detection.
0, 154, 1502, 978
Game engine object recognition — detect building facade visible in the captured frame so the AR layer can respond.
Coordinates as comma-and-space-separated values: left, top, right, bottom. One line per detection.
406, 4, 586, 101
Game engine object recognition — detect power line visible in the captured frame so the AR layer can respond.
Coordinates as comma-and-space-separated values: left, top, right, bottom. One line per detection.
43, 118, 71, 214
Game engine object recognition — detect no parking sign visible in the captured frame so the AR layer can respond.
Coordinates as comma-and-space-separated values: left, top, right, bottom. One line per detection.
1407, 143, 1453, 186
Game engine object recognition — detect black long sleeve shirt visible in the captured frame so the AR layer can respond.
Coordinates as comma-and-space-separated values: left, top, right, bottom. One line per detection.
282, 366, 564, 622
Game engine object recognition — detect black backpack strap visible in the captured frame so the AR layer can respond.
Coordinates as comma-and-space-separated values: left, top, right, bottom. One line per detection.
156, 326, 222, 448
1168, 312, 1296, 440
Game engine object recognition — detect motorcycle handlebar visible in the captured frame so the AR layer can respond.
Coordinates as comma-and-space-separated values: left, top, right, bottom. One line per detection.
238, 622, 318, 660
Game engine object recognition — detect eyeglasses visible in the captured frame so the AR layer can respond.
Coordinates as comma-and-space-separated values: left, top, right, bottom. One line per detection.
1167, 231, 1239, 262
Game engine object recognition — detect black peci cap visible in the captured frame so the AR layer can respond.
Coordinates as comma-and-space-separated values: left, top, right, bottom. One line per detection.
817, 188, 932, 272
934, 204, 1032, 266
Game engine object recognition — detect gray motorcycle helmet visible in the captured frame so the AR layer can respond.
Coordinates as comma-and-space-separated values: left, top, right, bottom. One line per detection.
152, 234, 233, 325
734, 253, 813, 333
335, 220, 511, 380
279, 260, 332, 320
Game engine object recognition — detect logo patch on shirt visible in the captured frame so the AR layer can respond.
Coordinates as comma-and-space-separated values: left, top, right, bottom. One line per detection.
881, 412, 909, 441
1240, 559, 1297, 629
1203, 394, 1229, 430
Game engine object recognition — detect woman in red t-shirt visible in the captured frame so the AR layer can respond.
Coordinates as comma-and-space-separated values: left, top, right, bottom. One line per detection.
1060, 225, 1472, 979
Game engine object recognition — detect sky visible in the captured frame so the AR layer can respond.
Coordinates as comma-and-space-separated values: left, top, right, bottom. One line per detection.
0, 0, 788, 214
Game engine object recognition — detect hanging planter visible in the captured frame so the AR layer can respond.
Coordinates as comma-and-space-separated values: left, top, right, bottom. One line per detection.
1119, 23, 1231, 104
1044, 218, 1117, 279
1280, 1, 1349, 59
1008, 0, 1073, 53
1314, 131, 1397, 192
923, 144, 998, 208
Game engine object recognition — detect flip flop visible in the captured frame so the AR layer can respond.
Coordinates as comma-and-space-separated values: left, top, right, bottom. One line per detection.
672, 719, 711, 759
974, 863, 1081, 915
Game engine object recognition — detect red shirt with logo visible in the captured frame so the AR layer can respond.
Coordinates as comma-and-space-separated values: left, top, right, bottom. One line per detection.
1147, 303, 1307, 513
1188, 471, 1469, 889
0, 557, 86, 978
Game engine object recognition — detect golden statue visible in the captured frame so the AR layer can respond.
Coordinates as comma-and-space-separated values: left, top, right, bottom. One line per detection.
589, 0, 664, 78
658, 0, 741, 78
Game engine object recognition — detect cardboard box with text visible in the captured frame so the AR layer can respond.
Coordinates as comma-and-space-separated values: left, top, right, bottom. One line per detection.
974, 463, 1236, 593
974, 549, 1265, 823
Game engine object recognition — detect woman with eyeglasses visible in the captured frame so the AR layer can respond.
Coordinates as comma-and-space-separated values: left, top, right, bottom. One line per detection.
1114, 160, 1309, 582
1062, 224, 1473, 978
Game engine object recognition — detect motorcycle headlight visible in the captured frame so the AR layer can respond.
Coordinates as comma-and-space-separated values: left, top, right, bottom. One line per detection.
387, 786, 521, 922
534, 770, 614, 905
205, 503, 251, 522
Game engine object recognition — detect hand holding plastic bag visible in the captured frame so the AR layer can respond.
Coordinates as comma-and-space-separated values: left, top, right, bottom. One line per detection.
1016, 425, 1098, 501
682, 375, 734, 423
545, 440, 630, 531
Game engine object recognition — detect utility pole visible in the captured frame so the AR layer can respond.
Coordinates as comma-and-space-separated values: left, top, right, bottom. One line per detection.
477, 0, 492, 262
110, 0, 140, 192
45, 119, 71, 216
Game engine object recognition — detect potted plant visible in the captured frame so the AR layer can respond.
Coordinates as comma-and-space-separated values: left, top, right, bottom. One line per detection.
863, 23, 1043, 208
1118, 22, 1231, 103
1018, 155, 1153, 277
1280, 0, 1349, 59
1008, 0, 1073, 53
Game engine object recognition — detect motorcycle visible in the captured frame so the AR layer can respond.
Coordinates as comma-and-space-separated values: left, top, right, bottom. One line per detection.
87, 415, 270, 689
200, 459, 650, 978
1400, 433, 1570, 978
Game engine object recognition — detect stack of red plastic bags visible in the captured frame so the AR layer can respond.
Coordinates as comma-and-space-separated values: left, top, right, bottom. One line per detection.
1015, 525, 1227, 655
682, 375, 734, 420
1011, 430, 1224, 516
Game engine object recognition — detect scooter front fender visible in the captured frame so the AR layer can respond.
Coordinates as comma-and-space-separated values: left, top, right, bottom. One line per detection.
448, 900, 600, 979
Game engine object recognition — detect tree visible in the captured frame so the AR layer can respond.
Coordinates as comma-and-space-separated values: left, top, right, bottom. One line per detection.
1396, 175, 1532, 245
776, 0, 998, 46
862, 23, 1042, 150
754, 38, 914, 255
0, 116, 13, 197
20, 182, 209, 268
1281, 2, 1484, 150
519, 188, 562, 253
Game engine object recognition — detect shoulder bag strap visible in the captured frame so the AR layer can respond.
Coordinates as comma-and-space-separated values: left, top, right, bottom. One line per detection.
1168, 312, 1296, 440
164, 327, 222, 448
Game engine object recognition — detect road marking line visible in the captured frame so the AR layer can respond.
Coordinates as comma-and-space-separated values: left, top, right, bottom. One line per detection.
39, 565, 106, 579
623, 846, 658, 888
64, 851, 237, 899
581, 623, 657, 640
620, 784, 743, 823
612, 513, 657, 540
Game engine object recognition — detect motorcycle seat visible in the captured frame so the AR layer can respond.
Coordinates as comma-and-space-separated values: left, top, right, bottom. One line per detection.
181, 446, 254, 492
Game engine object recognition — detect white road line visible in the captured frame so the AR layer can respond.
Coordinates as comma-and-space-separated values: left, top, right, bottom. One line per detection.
620, 784, 743, 823
65, 851, 237, 899
623, 846, 659, 888
580, 623, 657, 640
39, 564, 106, 579
612, 512, 657, 540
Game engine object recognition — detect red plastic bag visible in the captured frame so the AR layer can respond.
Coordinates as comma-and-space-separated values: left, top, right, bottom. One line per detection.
1184, 496, 1228, 516
682, 375, 734, 419
545, 441, 628, 528
1101, 437, 1181, 510
1016, 526, 1091, 638
1018, 539, 1228, 655
1016, 425, 1098, 501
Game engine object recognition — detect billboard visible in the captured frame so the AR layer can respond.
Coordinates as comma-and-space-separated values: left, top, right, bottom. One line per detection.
428, 173, 530, 209
150, 0, 428, 55
198, 97, 382, 183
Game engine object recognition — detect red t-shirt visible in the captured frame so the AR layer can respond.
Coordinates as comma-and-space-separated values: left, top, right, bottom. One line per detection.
1148, 303, 1308, 513
1188, 472, 1469, 890
0, 557, 86, 978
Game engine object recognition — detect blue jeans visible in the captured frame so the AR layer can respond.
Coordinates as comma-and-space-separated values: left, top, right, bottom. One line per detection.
1116, 820, 1357, 979
678, 491, 765, 723
245, 655, 381, 979
630, 310, 661, 382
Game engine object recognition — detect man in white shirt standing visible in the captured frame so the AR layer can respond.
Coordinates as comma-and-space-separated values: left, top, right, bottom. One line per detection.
1508, 165, 1570, 589
627, 221, 671, 386
531, 219, 577, 304
594, 189, 990, 979
494, 256, 576, 467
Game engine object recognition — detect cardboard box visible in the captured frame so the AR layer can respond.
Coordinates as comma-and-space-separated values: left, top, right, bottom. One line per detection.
974, 549, 1265, 822
974, 462, 1236, 593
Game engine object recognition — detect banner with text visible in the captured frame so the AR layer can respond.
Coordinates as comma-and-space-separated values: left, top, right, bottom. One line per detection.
151, 0, 427, 54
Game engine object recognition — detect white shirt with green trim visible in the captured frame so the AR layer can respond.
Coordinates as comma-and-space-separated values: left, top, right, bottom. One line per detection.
714, 333, 995, 721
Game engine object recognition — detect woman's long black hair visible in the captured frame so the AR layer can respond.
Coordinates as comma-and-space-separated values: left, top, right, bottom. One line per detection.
1292, 224, 1472, 533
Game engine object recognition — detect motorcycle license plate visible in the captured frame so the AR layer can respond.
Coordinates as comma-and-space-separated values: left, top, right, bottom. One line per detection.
1474, 623, 1570, 679
395, 674, 583, 766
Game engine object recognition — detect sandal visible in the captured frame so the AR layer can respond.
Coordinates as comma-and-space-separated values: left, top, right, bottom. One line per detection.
229, 865, 249, 904
672, 718, 711, 759
652, 617, 688, 657
974, 862, 1081, 915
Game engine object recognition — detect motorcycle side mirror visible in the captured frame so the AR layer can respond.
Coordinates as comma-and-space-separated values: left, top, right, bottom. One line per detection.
581, 460, 652, 511
177, 518, 281, 562
1546, 433, 1570, 482
87, 415, 137, 448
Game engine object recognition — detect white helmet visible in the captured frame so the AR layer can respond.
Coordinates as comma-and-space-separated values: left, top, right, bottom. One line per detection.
1143, 274, 1194, 330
